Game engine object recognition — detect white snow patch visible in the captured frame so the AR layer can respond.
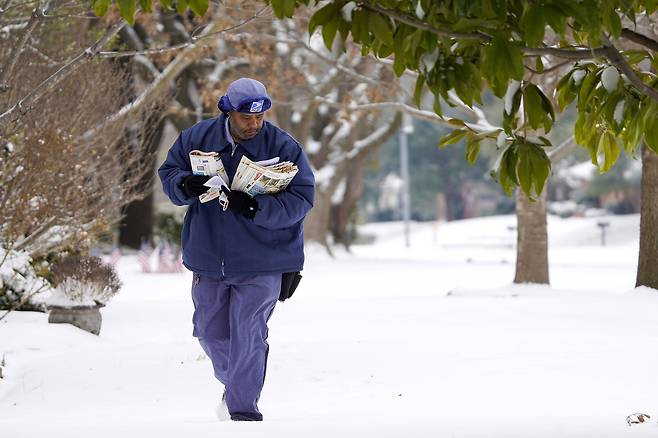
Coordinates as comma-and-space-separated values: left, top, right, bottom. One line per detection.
291, 111, 302, 124
306, 139, 321, 154
504, 80, 521, 115
331, 177, 346, 205
341, 2, 356, 22
613, 99, 625, 125
601, 66, 620, 92
3, 214, 658, 437
415, 0, 425, 19
276, 42, 290, 55
571, 69, 586, 86
496, 131, 507, 148
420, 48, 439, 73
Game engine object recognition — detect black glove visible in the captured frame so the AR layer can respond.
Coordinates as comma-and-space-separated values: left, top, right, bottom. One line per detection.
182, 175, 211, 198
222, 188, 258, 219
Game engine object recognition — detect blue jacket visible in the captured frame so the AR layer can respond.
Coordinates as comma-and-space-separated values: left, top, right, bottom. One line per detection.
158, 114, 315, 276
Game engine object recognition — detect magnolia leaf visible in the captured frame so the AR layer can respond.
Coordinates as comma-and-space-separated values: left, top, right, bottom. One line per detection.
139, 0, 152, 13
439, 129, 467, 148
92, 0, 111, 16
176, 0, 188, 15
413, 75, 425, 107
309, 2, 340, 35
524, 4, 546, 46
370, 12, 394, 47
118, 0, 137, 24
188, 0, 208, 16
465, 138, 480, 164
322, 16, 339, 48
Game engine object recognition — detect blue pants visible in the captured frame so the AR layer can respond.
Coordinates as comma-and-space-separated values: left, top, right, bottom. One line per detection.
191, 273, 280, 421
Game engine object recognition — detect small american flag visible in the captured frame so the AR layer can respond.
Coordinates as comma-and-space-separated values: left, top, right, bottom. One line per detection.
109, 245, 121, 267
173, 248, 185, 273
157, 242, 175, 273
138, 241, 154, 273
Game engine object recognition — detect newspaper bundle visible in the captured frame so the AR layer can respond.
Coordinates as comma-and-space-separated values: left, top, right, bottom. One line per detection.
188, 150, 298, 210
189, 150, 229, 204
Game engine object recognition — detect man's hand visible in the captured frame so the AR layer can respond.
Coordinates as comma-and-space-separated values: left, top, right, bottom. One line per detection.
222, 188, 258, 219
182, 175, 211, 198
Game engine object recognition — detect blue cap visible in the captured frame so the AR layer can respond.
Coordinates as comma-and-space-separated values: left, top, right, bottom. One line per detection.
217, 78, 272, 115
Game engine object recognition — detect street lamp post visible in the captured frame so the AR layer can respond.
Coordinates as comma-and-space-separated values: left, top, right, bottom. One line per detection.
399, 113, 413, 248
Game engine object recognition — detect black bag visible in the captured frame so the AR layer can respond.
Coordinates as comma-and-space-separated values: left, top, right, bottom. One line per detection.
279, 271, 302, 302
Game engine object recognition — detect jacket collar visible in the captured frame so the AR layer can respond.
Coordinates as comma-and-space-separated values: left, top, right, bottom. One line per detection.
216, 113, 266, 158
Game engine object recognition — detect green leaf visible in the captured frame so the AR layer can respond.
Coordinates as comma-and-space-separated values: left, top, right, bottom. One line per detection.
439, 129, 467, 148
322, 16, 339, 48
176, 0, 188, 15
92, 0, 111, 16
523, 4, 546, 46
523, 84, 545, 130
161, 0, 172, 9
283, 0, 296, 18
370, 12, 394, 47
270, 0, 285, 18
118, 0, 137, 24
465, 137, 481, 164
309, 2, 340, 35
139, 0, 152, 13
413, 76, 425, 107
481, 34, 524, 97
188, 0, 208, 16
602, 5, 622, 38
597, 131, 620, 172
517, 144, 533, 198
577, 69, 599, 109
644, 112, 658, 153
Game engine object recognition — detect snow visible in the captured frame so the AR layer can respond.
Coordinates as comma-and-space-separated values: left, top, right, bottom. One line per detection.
420, 48, 438, 73
602, 66, 620, 92
571, 69, 586, 86
2, 214, 658, 437
504, 80, 521, 115
415, 0, 425, 19
614, 99, 625, 125
341, 2, 356, 22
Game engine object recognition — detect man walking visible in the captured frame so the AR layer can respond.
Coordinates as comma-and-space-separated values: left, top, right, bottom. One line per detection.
158, 78, 315, 421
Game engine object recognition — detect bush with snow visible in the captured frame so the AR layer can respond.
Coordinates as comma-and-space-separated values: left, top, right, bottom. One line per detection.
0, 247, 51, 312
48, 255, 121, 307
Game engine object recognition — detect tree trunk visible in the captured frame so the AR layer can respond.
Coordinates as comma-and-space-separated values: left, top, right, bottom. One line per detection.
304, 188, 332, 248
636, 145, 658, 289
119, 116, 165, 249
331, 157, 365, 247
514, 188, 549, 284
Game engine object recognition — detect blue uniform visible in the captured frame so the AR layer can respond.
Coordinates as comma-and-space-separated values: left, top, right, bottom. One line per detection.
158, 114, 315, 276
158, 113, 314, 420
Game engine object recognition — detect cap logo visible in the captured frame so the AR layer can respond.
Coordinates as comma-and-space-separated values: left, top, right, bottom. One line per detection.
249, 100, 264, 113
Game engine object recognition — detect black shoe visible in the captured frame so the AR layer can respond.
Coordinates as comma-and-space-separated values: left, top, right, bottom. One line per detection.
230, 412, 263, 421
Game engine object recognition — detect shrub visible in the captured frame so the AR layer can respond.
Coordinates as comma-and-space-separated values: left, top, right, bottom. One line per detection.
48, 255, 121, 307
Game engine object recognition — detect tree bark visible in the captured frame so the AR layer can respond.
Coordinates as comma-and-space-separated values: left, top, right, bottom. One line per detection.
304, 189, 332, 249
331, 156, 365, 247
514, 188, 549, 284
636, 145, 658, 289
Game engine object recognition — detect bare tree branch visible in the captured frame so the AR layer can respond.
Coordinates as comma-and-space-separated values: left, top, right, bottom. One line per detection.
0, 0, 51, 92
602, 38, 658, 103
97, 5, 269, 59
620, 27, 658, 52
547, 135, 577, 162
0, 19, 126, 128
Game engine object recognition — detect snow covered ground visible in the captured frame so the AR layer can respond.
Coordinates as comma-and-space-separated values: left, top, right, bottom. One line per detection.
2, 213, 658, 437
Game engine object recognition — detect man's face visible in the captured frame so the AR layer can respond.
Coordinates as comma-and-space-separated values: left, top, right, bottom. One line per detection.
229, 111, 265, 142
